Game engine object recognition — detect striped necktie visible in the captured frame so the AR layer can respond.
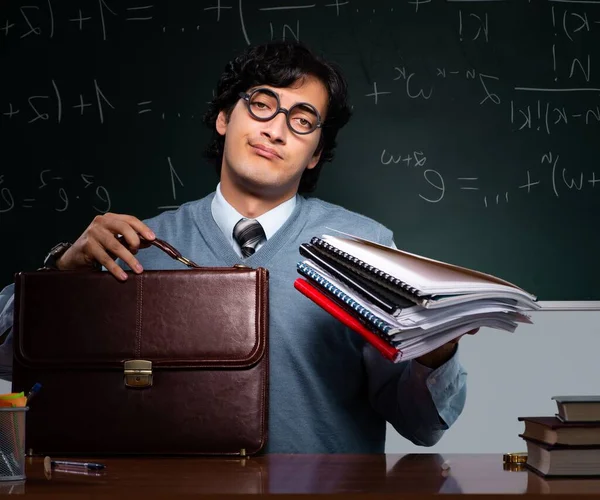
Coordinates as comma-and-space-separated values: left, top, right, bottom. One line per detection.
232, 218, 266, 258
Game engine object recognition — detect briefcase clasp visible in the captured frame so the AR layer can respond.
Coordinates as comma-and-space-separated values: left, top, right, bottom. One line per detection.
124, 360, 153, 388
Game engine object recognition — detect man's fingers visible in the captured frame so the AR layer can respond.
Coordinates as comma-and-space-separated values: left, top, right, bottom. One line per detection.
98, 232, 143, 274
89, 243, 129, 281
57, 213, 153, 274
120, 215, 155, 241
109, 220, 145, 252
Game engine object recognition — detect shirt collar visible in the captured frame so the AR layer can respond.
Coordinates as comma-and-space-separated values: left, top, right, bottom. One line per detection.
211, 183, 297, 246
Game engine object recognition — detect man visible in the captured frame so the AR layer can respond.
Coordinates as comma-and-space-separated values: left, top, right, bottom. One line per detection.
0, 40, 469, 453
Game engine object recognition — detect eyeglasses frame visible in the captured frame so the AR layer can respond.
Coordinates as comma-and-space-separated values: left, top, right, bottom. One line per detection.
238, 88, 323, 135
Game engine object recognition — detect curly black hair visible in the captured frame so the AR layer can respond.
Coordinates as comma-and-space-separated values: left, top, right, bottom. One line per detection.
203, 40, 352, 193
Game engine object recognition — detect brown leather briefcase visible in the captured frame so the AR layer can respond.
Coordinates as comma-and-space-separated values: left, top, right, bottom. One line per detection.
11, 239, 269, 456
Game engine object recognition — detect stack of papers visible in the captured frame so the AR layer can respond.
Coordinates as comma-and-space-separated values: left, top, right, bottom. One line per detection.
294, 231, 540, 362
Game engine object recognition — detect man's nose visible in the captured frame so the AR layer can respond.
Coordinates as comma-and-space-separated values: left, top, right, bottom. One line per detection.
260, 110, 288, 143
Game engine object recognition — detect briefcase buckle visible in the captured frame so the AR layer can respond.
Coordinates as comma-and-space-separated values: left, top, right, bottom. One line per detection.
124, 360, 153, 388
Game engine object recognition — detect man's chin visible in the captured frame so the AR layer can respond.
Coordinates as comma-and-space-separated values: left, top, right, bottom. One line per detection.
237, 175, 296, 199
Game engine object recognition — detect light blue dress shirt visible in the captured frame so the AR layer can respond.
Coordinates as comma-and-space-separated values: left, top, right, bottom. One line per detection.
211, 183, 297, 257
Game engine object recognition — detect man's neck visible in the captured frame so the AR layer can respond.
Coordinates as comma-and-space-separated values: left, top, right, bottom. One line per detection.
219, 179, 297, 218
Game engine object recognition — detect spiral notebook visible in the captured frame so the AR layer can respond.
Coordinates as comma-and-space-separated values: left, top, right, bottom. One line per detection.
296, 261, 400, 339
309, 236, 426, 306
310, 233, 539, 310
299, 243, 413, 315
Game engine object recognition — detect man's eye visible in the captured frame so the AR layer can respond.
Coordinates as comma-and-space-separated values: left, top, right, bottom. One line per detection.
296, 117, 312, 128
252, 101, 270, 109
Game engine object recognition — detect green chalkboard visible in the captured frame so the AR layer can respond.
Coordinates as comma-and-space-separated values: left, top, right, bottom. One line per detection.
1, 0, 599, 301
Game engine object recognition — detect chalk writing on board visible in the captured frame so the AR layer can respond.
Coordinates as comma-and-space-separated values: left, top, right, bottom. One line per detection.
3, 90, 206, 123
551, 6, 600, 41
98, 0, 154, 40
458, 10, 489, 43
380, 148, 600, 207
483, 193, 509, 208
518, 171, 540, 194
435, 68, 477, 79
0, 176, 14, 214
137, 101, 152, 114
125, 5, 153, 21
569, 55, 591, 82
365, 82, 392, 104
1, 80, 116, 125
22, 79, 62, 124
19, 5, 41, 38
157, 157, 184, 210
458, 178, 479, 191
392, 67, 501, 104
392, 68, 432, 100
510, 100, 600, 134
325, 0, 349, 17
3, 0, 599, 51
269, 20, 300, 41
550, 48, 595, 83
503, 155, 597, 205
552, 44, 558, 82
380, 150, 426, 168
68, 9, 91, 30
419, 170, 445, 204
27, 95, 49, 124
0, 0, 155, 40
408, 0, 431, 14
0, 171, 112, 214
478, 74, 501, 105
543, 151, 561, 198
238, 1, 351, 45
541, 151, 589, 199
204, 2, 232, 23
2, 104, 19, 119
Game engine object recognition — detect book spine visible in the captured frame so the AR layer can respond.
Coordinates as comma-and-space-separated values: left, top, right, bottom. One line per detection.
297, 262, 396, 337
310, 237, 421, 297
294, 278, 399, 362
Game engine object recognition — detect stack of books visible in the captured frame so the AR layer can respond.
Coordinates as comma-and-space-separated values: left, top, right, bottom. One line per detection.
526, 473, 600, 494
293, 231, 540, 362
519, 396, 600, 477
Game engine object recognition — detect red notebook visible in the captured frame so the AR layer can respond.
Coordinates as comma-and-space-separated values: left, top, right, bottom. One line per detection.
294, 278, 400, 362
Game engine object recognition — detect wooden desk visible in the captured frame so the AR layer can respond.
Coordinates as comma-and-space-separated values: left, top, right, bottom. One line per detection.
2, 454, 600, 495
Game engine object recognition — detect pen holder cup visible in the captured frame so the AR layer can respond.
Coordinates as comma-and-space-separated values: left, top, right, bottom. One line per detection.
0, 407, 28, 481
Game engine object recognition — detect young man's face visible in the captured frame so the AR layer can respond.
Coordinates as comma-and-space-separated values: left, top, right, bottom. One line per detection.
216, 76, 328, 202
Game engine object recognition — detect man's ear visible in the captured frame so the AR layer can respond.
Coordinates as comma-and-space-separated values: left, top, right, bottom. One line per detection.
307, 149, 322, 170
216, 110, 228, 136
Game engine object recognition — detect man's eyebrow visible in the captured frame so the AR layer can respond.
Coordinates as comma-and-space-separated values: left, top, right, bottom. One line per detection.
252, 86, 321, 112
294, 103, 319, 116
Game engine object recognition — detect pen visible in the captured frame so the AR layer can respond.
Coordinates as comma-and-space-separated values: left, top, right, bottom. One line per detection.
51, 460, 106, 471
26, 383, 42, 404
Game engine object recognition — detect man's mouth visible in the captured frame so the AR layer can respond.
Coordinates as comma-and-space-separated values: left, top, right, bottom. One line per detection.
250, 143, 282, 160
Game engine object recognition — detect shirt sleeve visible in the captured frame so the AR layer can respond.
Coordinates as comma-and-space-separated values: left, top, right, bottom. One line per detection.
0, 283, 15, 382
364, 342, 467, 446
363, 227, 468, 446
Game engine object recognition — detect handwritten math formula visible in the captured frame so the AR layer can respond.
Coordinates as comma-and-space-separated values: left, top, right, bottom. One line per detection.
1, 0, 599, 215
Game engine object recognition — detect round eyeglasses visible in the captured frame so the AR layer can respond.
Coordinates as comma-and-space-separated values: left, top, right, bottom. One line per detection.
239, 88, 323, 135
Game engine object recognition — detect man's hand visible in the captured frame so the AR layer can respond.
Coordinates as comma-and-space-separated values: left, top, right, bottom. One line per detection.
57, 213, 155, 281
415, 328, 479, 369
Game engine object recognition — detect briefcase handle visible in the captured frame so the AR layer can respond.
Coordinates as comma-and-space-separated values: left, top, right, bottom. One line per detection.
117, 235, 202, 269
150, 238, 202, 269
